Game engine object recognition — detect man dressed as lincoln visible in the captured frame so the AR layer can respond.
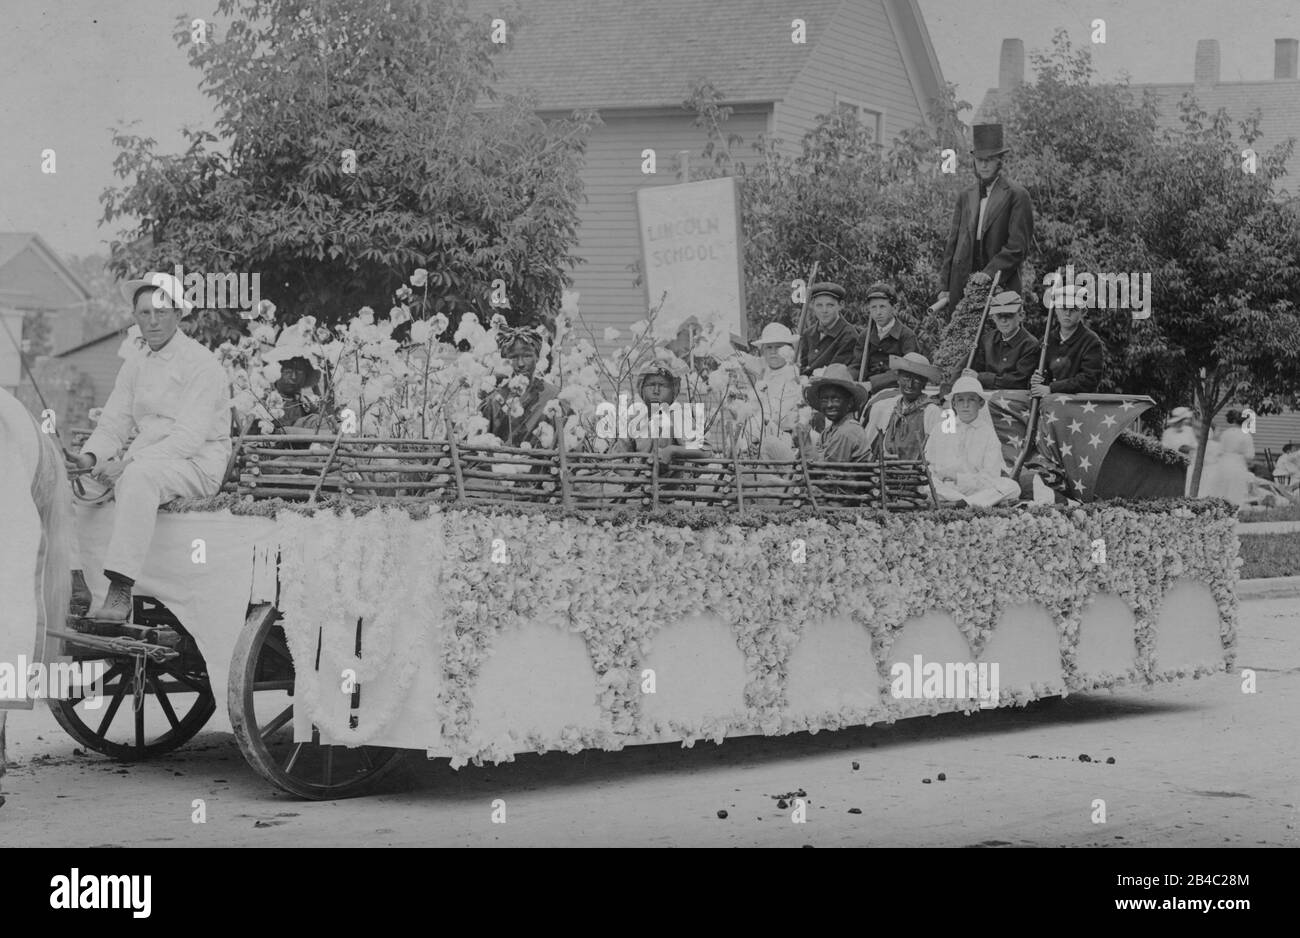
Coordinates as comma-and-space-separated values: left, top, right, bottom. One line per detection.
935, 123, 1035, 312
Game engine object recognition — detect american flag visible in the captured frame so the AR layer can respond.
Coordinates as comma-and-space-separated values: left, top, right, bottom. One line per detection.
985, 391, 1154, 500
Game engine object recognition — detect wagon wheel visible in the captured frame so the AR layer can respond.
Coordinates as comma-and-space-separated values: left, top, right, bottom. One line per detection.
48, 599, 216, 761
229, 603, 405, 800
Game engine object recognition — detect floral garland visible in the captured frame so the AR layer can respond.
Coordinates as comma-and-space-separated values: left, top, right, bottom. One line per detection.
932, 272, 995, 381
1118, 429, 1190, 467
275, 509, 431, 745
267, 500, 1238, 767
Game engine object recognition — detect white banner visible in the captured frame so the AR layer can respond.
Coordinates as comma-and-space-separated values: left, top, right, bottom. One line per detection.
637, 176, 747, 342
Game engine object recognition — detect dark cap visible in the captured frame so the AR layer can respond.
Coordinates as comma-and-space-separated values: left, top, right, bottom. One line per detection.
808, 282, 845, 302
864, 281, 897, 303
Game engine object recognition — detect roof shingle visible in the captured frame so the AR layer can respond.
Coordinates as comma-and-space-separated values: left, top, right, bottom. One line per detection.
472, 0, 844, 110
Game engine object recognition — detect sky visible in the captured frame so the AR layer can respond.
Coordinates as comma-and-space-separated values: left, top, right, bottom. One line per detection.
1, 0, 1297, 260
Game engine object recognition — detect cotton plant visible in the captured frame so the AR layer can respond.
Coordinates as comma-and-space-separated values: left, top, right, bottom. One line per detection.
215, 268, 763, 455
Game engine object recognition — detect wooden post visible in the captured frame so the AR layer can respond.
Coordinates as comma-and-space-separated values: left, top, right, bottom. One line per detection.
798, 441, 820, 512
650, 449, 661, 510
309, 425, 347, 505
733, 454, 745, 513
925, 462, 941, 508
554, 414, 572, 508
878, 453, 888, 511
444, 412, 467, 505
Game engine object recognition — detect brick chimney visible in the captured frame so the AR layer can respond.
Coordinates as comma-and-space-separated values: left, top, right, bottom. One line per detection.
1276, 38, 1299, 79
1194, 39, 1219, 87
998, 38, 1024, 92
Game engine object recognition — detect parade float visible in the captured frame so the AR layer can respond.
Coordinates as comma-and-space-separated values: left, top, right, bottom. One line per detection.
49, 275, 1237, 799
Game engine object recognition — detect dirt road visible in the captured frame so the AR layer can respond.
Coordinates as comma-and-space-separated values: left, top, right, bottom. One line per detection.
2, 597, 1296, 848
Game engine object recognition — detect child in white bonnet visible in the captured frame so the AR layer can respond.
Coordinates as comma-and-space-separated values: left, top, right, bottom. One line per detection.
924, 375, 1020, 507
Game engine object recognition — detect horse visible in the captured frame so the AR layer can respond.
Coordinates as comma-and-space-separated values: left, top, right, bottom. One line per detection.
0, 386, 73, 804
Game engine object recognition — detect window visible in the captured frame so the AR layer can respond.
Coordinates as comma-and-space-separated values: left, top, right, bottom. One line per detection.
834, 96, 885, 150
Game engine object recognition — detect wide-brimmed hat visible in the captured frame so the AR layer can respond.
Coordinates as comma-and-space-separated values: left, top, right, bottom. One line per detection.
971, 124, 1010, 159
119, 272, 195, 317
1168, 406, 1194, 425
752, 322, 797, 347
804, 363, 871, 411
949, 374, 990, 402
808, 282, 846, 302
889, 352, 942, 383
264, 330, 324, 385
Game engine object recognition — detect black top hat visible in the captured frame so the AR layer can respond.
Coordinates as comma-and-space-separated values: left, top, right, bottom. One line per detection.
971, 124, 1010, 159
808, 282, 846, 302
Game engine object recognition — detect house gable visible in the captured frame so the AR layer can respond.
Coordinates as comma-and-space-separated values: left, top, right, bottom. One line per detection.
772, 0, 939, 154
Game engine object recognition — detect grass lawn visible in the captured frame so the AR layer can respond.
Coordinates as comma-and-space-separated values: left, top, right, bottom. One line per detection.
1239, 532, 1300, 579
1239, 502, 1300, 523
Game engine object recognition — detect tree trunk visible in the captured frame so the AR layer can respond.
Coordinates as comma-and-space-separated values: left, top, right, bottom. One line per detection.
1189, 375, 1212, 497
1188, 367, 1237, 498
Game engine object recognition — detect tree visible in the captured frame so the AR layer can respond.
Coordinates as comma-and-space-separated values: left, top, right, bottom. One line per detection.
694, 28, 1300, 496
987, 30, 1300, 493
65, 253, 132, 342
100, 0, 595, 347
684, 80, 970, 350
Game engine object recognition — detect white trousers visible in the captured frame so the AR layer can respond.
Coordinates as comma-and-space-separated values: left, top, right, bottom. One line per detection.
72, 459, 219, 581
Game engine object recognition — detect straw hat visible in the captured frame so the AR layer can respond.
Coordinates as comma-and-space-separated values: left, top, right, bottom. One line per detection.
804, 363, 871, 410
752, 322, 797, 347
264, 328, 325, 385
119, 272, 195, 317
889, 352, 942, 383
1168, 406, 1194, 425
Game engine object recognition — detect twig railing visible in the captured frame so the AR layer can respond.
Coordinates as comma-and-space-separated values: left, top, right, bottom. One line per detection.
221, 434, 938, 513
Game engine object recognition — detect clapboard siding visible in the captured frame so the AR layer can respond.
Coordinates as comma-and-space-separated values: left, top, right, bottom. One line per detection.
773, 0, 928, 150
58, 333, 125, 407
1, 245, 86, 355
566, 109, 770, 344
1211, 410, 1300, 461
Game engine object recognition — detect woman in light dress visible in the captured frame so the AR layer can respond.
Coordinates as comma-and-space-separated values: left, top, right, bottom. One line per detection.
1161, 406, 1200, 496
741, 323, 804, 461
1201, 409, 1256, 505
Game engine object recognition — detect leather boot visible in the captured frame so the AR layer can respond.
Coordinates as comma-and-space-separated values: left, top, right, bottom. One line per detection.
89, 578, 133, 623
70, 570, 92, 618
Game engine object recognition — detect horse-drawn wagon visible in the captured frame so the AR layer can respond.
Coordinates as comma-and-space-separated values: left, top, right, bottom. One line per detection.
38, 422, 1239, 799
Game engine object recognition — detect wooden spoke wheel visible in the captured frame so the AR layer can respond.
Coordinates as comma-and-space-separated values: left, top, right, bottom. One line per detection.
229, 604, 405, 800
48, 598, 216, 761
